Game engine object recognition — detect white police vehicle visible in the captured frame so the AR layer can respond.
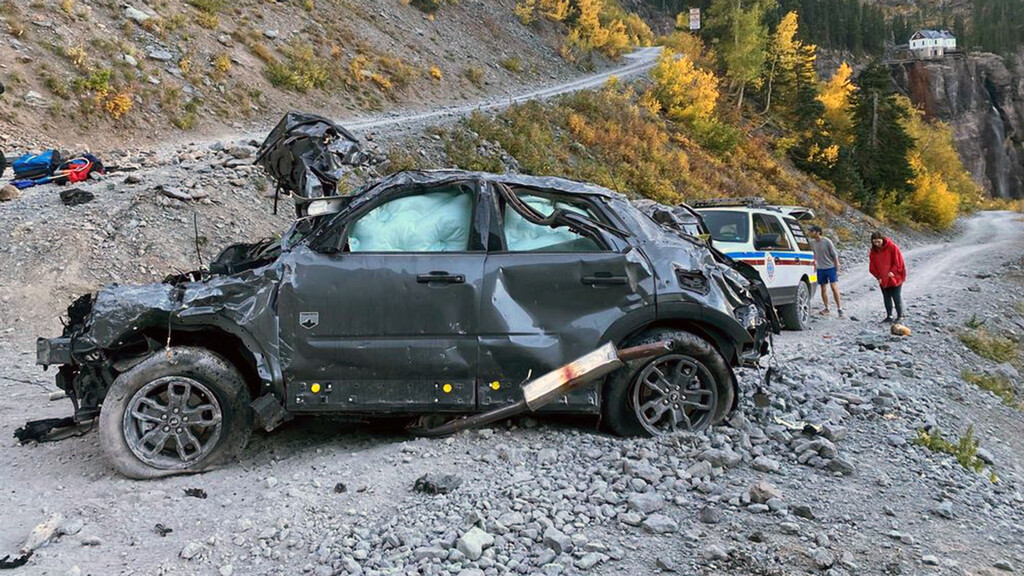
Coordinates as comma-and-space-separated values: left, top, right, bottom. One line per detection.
693, 198, 817, 330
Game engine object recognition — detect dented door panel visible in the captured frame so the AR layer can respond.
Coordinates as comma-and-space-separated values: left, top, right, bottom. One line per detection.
478, 252, 656, 411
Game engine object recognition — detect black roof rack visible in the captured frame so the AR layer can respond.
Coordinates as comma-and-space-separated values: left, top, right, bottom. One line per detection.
690, 197, 768, 209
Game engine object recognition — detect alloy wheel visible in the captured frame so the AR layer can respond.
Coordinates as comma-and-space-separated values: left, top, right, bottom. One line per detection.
122, 376, 223, 469
631, 354, 717, 434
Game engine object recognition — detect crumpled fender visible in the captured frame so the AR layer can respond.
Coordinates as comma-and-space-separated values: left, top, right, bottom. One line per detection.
84, 267, 283, 389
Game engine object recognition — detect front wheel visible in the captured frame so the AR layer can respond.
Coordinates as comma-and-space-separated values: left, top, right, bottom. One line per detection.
779, 280, 811, 331
603, 330, 735, 437
99, 347, 252, 479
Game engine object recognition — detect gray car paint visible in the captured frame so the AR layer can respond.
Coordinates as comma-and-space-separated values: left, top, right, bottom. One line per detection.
37, 170, 775, 423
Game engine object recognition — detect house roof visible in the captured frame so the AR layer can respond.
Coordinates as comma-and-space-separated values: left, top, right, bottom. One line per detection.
911, 29, 955, 40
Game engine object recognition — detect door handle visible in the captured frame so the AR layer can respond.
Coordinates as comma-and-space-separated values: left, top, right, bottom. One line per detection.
417, 271, 466, 284
581, 274, 629, 286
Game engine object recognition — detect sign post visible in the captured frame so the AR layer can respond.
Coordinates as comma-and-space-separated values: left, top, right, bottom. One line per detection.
689, 7, 701, 31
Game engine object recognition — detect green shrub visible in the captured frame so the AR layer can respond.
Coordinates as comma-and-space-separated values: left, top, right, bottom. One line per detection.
962, 370, 1022, 409
958, 328, 1018, 363
463, 67, 484, 87
410, 0, 455, 13
913, 426, 986, 473
499, 57, 523, 73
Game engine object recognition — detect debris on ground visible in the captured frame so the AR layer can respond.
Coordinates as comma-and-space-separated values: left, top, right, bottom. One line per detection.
59, 188, 94, 206
0, 551, 32, 569
184, 488, 207, 499
413, 473, 462, 495
891, 323, 912, 336
154, 524, 173, 537
20, 513, 63, 553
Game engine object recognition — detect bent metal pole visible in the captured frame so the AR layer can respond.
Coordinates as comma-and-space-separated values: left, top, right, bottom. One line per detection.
411, 341, 672, 437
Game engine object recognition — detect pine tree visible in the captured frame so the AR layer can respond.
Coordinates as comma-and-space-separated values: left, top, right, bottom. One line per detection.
851, 61, 915, 208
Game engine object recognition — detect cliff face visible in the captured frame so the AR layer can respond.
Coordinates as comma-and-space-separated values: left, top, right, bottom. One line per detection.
890, 52, 1024, 199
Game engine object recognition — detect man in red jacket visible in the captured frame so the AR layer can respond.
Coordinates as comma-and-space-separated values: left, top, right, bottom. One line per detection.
869, 231, 906, 323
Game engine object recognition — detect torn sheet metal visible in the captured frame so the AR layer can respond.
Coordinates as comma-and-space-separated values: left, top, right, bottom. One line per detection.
255, 112, 368, 216
36, 113, 776, 446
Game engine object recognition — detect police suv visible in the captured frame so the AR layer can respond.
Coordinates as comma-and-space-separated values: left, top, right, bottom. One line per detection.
693, 198, 817, 330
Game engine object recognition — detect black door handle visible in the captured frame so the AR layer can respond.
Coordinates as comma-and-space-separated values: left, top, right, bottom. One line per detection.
581, 274, 629, 285
417, 271, 466, 284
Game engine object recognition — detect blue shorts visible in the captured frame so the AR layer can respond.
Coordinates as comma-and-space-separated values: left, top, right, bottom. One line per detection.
817, 268, 838, 285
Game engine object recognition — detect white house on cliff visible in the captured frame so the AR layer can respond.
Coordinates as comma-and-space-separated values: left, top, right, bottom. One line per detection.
909, 30, 956, 59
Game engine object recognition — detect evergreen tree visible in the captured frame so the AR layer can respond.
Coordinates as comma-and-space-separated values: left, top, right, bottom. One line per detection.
850, 61, 915, 208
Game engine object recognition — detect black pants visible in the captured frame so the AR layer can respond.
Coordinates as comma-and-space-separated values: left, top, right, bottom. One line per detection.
882, 285, 903, 319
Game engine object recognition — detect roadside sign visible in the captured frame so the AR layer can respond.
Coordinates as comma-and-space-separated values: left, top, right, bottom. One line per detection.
689, 8, 700, 31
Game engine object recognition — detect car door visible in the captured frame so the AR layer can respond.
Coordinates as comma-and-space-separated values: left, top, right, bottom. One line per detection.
751, 212, 797, 305
781, 216, 816, 284
277, 180, 486, 412
477, 186, 655, 412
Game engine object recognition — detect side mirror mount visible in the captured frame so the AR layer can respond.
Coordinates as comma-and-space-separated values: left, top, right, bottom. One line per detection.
754, 233, 779, 251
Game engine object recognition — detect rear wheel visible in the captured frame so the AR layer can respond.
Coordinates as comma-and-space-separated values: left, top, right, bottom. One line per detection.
779, 280, 811, 331
603, 329, 735, 437
99, 347, 252, 479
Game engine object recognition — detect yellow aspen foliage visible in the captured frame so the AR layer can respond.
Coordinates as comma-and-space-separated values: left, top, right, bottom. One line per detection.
621, 13, 653, 47
772, 12, 799, 63
908, 153, 959, 229
647, 48, 718, 123
675, 12, 687, 30
518, 0, 647, 60
104, 91, 133, 119
539, 0, 570, 21
513, 0, 538, 24
818, 62, 855, 144
897, 96, 981, 228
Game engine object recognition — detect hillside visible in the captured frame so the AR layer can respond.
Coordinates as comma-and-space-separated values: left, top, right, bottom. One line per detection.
0, 0, 588, 149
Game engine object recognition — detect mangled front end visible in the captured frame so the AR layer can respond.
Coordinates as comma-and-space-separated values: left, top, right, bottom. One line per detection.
37, 270, 280, 423
629, 198, 778, 365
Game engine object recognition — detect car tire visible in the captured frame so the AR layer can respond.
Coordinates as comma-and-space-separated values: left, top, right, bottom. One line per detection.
99, 346, 252, 479
779, 280, 811, 331
603, 329, 735, 437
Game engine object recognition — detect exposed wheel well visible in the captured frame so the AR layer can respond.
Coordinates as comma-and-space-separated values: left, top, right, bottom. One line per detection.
621, 319, 739, 367
134, 327, 265, 404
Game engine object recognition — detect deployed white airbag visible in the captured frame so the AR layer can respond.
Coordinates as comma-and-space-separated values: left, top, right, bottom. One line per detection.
349, 188, 472, 252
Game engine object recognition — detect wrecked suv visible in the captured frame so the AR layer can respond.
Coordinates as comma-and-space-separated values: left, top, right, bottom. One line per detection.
36, 114, 778, 478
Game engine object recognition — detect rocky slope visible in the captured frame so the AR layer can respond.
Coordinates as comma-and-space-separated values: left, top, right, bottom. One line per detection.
1, 212, 1022, 576
890, 50, 1024, 199
0, 0, 583, 150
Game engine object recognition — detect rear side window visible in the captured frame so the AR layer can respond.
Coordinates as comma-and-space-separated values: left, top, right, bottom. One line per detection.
752, 213, 793, 251
502, 194, 603, 252
783, 217, 812, 251
700, 210, 750, 243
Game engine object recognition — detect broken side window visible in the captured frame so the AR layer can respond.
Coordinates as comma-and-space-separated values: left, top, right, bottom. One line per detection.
503, 194, 603, 252
347, 185, 474, 252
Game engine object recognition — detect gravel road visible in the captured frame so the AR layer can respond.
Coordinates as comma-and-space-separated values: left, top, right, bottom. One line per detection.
1, 211, 1021, 576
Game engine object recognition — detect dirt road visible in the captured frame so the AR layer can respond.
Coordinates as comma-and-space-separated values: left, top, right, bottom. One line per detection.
831, 211, 1023, 319
336, 47, 663, 134
1, 211, 1021, 575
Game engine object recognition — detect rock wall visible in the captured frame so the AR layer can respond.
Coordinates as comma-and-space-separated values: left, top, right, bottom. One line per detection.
890, 51, 1024, 199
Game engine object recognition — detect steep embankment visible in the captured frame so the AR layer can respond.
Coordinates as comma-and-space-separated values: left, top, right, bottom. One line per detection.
0, 0, 583, 150
890, 50, 1024, 199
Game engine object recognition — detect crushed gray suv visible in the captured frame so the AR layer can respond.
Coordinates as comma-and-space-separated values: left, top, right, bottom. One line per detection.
35, 114, 778, 478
